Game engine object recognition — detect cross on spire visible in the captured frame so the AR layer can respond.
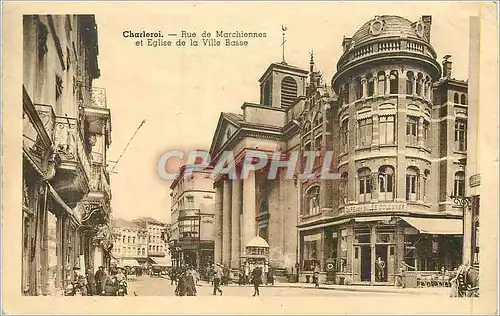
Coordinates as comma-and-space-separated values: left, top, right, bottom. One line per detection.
281, 25, 287, 64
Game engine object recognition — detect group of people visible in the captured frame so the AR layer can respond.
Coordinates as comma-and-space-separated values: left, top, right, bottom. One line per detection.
65, 266, 128, 296
171, 266, 199, 296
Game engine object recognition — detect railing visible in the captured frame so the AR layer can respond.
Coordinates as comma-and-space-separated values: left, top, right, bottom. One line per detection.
338, 38, 436, 69
54, 116, 92, 181
89, 164, 111, 200
76, 81, 107, 108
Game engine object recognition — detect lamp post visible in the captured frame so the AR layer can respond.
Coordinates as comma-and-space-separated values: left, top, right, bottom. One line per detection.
448, 191, 473, 265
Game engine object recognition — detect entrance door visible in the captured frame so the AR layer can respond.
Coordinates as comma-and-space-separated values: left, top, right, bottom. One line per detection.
375, 245, 388, 282
360, 245, 371, 281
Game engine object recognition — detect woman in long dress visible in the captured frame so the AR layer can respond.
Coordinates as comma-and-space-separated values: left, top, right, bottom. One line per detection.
174, 269, 187, 296
185, 268, 197, 296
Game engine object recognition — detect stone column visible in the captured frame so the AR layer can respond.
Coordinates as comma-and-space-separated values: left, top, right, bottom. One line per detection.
412, 75, 417, 95
373, 76, 378, 97
371, 171, 379, 202
417, 116, 424, 147
371, 114, 379, 147
242, 171, 256, 253
231, 180, 242, 269
370, 224, 376, 284
214, 182, 223, 264
222, 179, 232, 266
385, 71, 391, 95
361, 76, 367, 99
426, 81, 432, 100
418, 172, 425, 204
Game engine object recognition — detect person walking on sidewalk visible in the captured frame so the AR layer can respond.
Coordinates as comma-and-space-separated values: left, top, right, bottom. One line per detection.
251, 266, 263, 296
313, 265, 320, 287
212, 263, 223, 295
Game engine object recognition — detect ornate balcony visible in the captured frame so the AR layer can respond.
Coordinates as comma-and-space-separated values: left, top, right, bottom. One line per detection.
50, 115, 92, 206
76, 82, 111, 144
81, 163, 111, 226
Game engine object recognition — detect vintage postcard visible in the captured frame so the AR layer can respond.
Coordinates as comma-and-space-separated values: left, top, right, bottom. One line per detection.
2, 1, 498, 314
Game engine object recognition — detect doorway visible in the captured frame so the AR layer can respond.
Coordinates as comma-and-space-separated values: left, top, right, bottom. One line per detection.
360, 245, 371, 281
375, 245, 388, 282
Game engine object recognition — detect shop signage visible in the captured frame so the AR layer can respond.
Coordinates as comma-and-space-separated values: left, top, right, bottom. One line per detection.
343, 202, 406, 213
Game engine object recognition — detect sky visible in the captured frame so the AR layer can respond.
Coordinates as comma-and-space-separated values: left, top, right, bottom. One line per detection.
91, 2, 482, 224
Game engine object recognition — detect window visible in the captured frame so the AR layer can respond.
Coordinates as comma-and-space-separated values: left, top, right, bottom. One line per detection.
258, 226, 268, 241
315, 134, 323, 151
460, 94, 467, 105
305, 186, 320, 215
406, 167, 419, 202
127, 236, 130, 244
281, 76, 298, 107
454, 171, 465, 197
340, 172, 348, 205
377, 71, 386, 95
303, 121, 311, 134
302, 240, 319, 271
406, 71, 414, 95
454, 93, 459, 103
423, 170, 430, 201
389, 71, 398, 94
423, 120, 430, 148
179, 219, 200, 238
122, 236, 126, 243
455, 119, 467, 151
379, 166, 394, 201
406, 116, 418, 146
314, 113, 323, 128
358, 168, 372, 203
358, 118, 373, 147
355, 77, 363, 100
341, 119, 349, 152
379, 116, 395, 145
367, 74, 374, 97
263, 80, 271, 106
132, 237, 135, 244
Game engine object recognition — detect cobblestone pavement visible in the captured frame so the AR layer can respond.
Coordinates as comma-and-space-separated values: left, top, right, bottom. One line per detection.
128, 276, 400, 296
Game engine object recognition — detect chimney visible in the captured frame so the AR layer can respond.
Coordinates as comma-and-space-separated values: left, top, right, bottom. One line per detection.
422, 15, 432, 42
442, 55, 452, 79
342, 37, 352, 52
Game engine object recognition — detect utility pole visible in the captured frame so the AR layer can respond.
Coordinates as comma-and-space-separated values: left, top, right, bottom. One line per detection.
108, 119, 146, 173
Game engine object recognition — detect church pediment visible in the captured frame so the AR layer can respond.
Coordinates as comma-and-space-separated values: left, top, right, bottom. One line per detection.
209, 112, 242, 156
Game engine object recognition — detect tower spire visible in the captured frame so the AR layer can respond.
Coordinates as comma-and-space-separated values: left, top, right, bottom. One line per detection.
281, 25, 287, 64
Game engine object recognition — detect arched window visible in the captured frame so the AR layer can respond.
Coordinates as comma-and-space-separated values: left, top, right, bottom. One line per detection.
367, 73, 374, 97
281, 76, 298, 107
377, 71, 386, 95
454, 171, 465, 197
389, 71, 398, 94
454, 93, 459, 104
416, 73, 423, 96
406, 71, 414, 95
460, 94, 467, 105
305, 186, 321, 215
263, 80, 272, 106
314, 112, 323, 128
406, 167, 420, 202
358, 168, 372, 203
340, 172, 348, 205
355, 77, 363, 100
303, 121, 312, 134
423, 169, 430, 201
379, 166, 394, 201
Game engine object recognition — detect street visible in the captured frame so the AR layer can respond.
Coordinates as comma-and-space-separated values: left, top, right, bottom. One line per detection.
128, 275, 401, 297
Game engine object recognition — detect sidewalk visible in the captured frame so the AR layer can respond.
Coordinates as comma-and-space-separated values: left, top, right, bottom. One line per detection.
226, 282, 449, 296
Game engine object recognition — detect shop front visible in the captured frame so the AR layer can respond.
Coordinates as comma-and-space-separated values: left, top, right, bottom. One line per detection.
299, 215, 463, 286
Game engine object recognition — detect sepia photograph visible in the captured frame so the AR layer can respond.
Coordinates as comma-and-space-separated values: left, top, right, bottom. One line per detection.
2, 1, 498, 314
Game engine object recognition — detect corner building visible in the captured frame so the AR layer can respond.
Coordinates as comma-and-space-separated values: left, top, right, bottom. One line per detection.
297, 15, 465, 285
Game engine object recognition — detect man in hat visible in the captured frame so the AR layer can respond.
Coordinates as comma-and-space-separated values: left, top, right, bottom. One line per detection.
212, 263, 223, 295
94, 266, 105, 295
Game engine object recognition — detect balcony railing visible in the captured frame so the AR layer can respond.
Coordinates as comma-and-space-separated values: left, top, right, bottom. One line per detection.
179, 208, 200, 218
338, 38, 437, 69
54, 116, 92, 181
90, 164, 111, 200
76, 81, 107, 108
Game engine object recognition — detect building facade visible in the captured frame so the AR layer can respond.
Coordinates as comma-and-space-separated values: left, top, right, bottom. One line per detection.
111, 218, 148, 267
169, 166, 215, 270
22, 14, 112, 295
298, 15, 465, 285
133, 217, 170, 266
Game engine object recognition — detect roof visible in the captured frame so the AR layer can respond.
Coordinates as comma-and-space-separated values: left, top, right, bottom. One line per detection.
246, 236, 269, 248
133, 217, 165, 225
259, 61, 309, 83
112, 218, 140, 229
351, 15, 423, 46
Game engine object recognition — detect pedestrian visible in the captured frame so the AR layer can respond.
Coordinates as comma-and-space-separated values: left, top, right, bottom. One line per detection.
94, 266, 105, 295
185, 267, 197, 296
244, 264, 250, 285
175, 268, 187, 296
212, 263, 223, 295
375, 257, 385, 282
268, 266, 275, 286
251, 266, 263, 296
313, 265, 320, 287
86, 268, 96, 296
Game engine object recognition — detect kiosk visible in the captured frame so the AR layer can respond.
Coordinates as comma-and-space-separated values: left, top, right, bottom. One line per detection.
240, 237, 270, 283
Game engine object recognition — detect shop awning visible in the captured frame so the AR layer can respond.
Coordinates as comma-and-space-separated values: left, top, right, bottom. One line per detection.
298, 218, 352, 232
355, 216, 392, 223
153, 257, 172, 267
121, 259, 139, 266
400, 217, 462, 235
